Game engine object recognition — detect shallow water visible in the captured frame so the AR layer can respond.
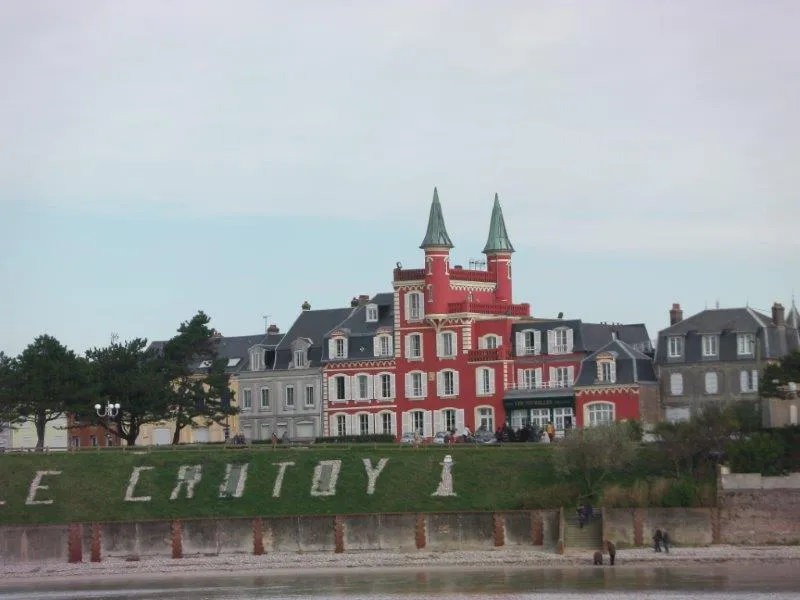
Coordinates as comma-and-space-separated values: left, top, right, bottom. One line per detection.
2, 562, 799, 599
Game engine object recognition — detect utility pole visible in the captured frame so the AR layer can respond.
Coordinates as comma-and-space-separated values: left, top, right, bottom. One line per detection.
262, 315, 271, 333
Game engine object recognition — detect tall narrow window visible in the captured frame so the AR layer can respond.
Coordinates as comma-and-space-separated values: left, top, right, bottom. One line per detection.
668, 336, 683, 358
702, 335, 718, 357
260, 388, 270, 409
704, 372, 719, 394
336, 415, 347, 437
669, 373, 683, 396
304, 386, 315, 407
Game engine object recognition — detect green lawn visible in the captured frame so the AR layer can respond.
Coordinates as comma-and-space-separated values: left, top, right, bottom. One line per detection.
0, 444, 562, 525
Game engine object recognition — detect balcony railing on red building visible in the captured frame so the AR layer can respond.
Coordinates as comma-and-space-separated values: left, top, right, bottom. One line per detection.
393, 268, 425, 281
448, 301, 530, 317
450, 269, 495, 282
505, 380, 574, 391
467, 347, 511, 362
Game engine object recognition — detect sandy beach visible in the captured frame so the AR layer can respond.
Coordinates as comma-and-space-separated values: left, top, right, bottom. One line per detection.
2, 545, 799, 586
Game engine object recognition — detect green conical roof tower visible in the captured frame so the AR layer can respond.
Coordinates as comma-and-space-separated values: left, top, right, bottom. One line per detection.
482, 193, 515, 254
420, 187, 454, 249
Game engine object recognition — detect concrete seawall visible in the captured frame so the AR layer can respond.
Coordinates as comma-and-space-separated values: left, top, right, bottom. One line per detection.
0, 510, 561, 564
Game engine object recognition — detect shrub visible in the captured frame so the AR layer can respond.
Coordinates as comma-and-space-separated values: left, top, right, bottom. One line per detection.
648, 478, 672, 505
728, 431, 786, 475
660, 479, 695, 507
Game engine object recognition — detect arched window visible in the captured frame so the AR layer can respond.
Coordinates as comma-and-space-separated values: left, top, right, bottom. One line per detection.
586, 402, 614, 427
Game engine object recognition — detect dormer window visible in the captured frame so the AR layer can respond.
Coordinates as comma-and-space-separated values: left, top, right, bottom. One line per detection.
293, 349, 307, 368
366, 304, 378, 323
516, 329, 541, 356
668, 336, 683, 358
548, 327, 573, 354
374, 334, 393, 357
328, 336, 348, 360
596, 354, 617, 383
702, 335, 718, 357
737, 333, 755, 356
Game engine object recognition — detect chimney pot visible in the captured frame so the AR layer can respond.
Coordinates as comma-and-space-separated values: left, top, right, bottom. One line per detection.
669, 303, 683, 326
772, 302, 786, 326
302, 301, 311, 311
350, 297, 359, 308
267, 324, 279, 334
358, 294, 370, 306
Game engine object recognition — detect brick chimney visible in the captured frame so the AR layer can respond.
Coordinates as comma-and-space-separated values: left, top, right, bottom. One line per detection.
669, 303, 683, 326
358, 294, 370, 306
267, 324, 279, 334
772, 302, 785, 326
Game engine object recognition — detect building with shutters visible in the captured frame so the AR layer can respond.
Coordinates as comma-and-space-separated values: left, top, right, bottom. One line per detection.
238, 304, 353, 442
573, 339, 660, 429
391, 189, 531, 439
321, 293, 398, 437
655, 301, 800, 422
505, 320, 652, 436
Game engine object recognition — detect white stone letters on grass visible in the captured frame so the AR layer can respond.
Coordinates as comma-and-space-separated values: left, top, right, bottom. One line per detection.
362, 458, 389, 495
219, 463, 249, 498
25, 470, 62, 505
170, 465, 203, 500
272, 462, 295, 498
432, 455, 456, 497
125, 466, 155, 502
310, 460, 341, 497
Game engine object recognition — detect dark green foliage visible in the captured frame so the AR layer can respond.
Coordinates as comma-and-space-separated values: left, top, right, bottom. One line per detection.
760, 350, 800, 397
85, 338, 171, 446
1, 336, 91, 450
660, 478, 697, 508
728, 432, 786, 476
161, 312, 238, 445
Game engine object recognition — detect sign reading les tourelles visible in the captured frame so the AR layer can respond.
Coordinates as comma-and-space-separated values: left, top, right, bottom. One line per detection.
2, 457, 458, 507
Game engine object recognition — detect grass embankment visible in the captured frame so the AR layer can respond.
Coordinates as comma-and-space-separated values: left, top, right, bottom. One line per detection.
0, 444, 714, 525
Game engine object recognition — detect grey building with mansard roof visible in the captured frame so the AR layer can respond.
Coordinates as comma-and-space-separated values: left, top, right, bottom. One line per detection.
655, 301, 800, 422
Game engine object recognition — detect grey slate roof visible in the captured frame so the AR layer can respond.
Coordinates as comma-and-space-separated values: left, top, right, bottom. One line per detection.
323, 293, 395, 361
655, 305, 800, 364
146, 332, 282, 374
575, 340, 657, 386
273, 307, 355, 370
510, 319, 652, 354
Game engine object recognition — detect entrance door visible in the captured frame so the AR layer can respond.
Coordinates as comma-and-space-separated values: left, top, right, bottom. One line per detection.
153, 428, 171, 446
193, 427, 209, 443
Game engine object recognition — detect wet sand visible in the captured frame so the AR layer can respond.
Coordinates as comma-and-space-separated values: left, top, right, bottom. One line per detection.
2, 545, 799, 587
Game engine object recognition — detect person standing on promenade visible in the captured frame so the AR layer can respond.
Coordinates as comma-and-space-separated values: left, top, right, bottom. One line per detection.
653, 529, 663, 552
607, 541, 617, 566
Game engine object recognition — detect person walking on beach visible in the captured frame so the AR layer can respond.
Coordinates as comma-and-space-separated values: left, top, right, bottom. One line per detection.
662, 531, 670, 553
653, 529, 663, 552
607, 541, 617, 566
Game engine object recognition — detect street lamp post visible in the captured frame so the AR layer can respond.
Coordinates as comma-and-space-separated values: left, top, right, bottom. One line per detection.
95, 401, 120, 418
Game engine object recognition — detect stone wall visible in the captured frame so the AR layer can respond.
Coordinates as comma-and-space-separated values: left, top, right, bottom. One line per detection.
0, 510, 559, 564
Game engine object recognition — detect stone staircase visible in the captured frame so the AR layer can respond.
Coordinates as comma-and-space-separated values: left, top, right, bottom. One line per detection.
563, 511, 603, 550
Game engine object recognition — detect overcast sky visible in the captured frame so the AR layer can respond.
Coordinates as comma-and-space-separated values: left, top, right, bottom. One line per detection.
1, 0, 797, 356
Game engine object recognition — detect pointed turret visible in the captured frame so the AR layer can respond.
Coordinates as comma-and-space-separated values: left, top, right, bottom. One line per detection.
482, 193, 515, 254
420, 187, 454, 249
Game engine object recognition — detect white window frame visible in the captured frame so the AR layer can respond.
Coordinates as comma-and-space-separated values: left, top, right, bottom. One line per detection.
438, 331, 456, 358
519, 368, 538, 390
586, 402, 614, 427
553, 407, 574, 430
669, 372, 683, 396
380, 412, 393, 435
333, 338, 347, 359
293, 349, 307, 368
479, 335, 501, 350
366, 304, 378, 323
406, 333, 423, 360
376, 334, 393, 357
600, 360, 616, 383
406, 291, 424, 321
704, 371, 719, 394
739, 370, 759, 393
376, 372, 394, 400
359, 413, 370, 435
304, 385, 315, 407
737, 333, 755, 356
438, 369, 458, 397
477, 406, 494, 432
355, 374, 370, 400
668, 336, 683, 358
518, 329, 540, 355
242, 388, 252, 410
702, 335, 718, 357
407, 371, 425, 398
334, 375, 348, 401
476, 367, 495, 396
260, 388, 270, 409
336, 414, 347, 437
411, 410, 425, 435
552, 328, 569, 354
285, 385, 295, 408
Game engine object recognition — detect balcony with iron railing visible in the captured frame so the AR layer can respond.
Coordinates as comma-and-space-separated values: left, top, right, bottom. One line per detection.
467, 347, 512, 362
449, 268, 495, 282
505, 380, 574, 392
448, 301, 530, 317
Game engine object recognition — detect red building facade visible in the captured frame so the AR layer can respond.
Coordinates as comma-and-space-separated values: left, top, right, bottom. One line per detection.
392, 189, 530, 438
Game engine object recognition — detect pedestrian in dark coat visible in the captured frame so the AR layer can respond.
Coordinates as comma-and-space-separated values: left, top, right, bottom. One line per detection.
653, 529, 663, 552
607, 541, 616, 566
